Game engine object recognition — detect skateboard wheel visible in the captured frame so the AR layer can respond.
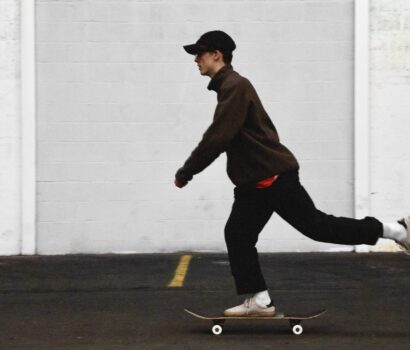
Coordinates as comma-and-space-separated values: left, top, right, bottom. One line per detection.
212, 324, 223, 335
292, 324, 303, 335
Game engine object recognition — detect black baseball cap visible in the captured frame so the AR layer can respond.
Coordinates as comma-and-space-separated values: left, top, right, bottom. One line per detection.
183, 30, 236, 55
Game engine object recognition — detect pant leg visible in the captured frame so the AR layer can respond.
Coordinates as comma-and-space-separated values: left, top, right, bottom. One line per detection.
224, 186, 275, 295
271, 170, 383, 245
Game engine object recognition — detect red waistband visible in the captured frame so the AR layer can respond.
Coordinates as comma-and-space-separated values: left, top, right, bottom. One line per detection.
256, 174, 279, 188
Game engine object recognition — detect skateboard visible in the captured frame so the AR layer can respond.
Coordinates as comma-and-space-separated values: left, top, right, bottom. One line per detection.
184, 308, 327, 335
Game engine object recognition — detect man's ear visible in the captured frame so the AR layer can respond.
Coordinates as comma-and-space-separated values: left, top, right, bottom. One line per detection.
213, 50, 223, 61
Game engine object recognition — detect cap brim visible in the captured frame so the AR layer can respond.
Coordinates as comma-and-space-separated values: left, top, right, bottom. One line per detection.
183, 44, 208, 55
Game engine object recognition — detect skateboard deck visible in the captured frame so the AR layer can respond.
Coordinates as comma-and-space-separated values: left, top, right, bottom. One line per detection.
184, 308, 327, 335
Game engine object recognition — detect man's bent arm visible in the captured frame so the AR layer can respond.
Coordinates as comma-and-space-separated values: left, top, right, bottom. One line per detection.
175, 81, 249, 183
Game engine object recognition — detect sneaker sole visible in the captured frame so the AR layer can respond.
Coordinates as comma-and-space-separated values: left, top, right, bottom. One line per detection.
398, 216, 410, 254
396, 241, 410, 255
223, 311, 276, 317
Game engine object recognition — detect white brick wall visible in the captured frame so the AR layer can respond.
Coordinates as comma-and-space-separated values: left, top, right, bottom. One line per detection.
0, 0, 20, 255
2, 1, 407, 255
34, 0, 355, 254
369, 0, 410, 232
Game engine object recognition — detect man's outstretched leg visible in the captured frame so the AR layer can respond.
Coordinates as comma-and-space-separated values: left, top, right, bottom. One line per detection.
271, 170, 410, 250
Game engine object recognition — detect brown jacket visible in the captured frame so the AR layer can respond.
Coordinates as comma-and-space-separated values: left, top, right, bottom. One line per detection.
175, 63, 299, 187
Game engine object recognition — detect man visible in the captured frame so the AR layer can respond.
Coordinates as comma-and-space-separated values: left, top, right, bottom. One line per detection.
174, 30, 410, 317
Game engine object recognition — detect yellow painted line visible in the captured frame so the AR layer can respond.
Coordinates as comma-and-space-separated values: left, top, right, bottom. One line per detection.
168, 254, 192, 287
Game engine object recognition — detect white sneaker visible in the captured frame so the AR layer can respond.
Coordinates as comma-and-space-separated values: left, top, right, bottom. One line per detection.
396, 216, 410, 254
223, 297, 276, 317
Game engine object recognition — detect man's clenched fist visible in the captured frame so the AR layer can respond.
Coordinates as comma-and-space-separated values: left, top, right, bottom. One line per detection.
174, 177, 188, 188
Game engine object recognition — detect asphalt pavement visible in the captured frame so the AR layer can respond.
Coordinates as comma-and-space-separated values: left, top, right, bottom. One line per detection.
0, 252, 409, 349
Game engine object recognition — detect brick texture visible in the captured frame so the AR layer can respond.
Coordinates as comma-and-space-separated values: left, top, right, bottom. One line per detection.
34, 0, 355, 254
369, 0, 410, 228
0, 0, 20, 255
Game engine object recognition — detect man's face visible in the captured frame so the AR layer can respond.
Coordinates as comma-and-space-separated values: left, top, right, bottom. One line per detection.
194, 50, 220, 76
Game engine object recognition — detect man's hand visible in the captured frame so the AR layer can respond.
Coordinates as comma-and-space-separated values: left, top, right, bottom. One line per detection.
174, 177, 188, 188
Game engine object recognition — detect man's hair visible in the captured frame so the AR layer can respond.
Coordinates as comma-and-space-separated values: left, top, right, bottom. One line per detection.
202, 49, 233, 64
221, 50, 233, 64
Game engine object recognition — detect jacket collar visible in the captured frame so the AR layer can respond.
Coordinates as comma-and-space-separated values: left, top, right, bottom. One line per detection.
207, 64, 234, 92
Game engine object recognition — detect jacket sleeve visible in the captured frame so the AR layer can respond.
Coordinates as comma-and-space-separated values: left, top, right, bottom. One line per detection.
175, 81, 249, 183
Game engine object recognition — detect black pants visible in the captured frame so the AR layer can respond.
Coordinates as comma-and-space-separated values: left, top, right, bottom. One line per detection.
224, 169, 383, 295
